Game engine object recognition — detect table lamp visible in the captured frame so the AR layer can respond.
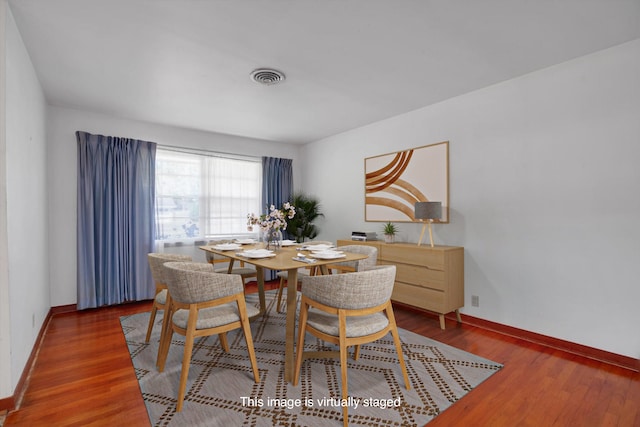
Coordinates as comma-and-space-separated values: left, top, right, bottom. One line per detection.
415, 201, 442, 247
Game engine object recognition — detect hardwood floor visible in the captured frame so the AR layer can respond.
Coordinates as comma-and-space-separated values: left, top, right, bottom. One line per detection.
5, 281, 639, 426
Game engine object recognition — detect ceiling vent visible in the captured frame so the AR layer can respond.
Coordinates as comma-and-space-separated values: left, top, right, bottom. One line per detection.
250, 68, 286, 85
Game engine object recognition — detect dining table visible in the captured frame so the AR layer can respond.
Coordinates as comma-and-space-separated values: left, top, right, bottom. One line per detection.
199, 242, 368, 383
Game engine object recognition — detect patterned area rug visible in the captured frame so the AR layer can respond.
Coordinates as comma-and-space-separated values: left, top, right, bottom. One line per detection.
120, 291, 502, 426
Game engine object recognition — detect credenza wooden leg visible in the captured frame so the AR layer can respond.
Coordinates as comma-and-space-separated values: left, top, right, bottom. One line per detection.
455, 309, 462, 324
439, 314, 446, 329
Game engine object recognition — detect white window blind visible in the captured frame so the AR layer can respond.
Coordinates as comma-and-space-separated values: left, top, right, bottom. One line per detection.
155, 148, 261, 241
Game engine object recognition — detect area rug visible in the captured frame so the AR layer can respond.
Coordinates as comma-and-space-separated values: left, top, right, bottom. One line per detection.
120, 291, 502, 426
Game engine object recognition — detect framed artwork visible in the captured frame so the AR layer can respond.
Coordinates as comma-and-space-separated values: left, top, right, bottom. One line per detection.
365, 141, 449, 223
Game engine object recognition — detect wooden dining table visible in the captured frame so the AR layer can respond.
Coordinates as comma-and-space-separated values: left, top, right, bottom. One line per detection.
199, 242, 368, 383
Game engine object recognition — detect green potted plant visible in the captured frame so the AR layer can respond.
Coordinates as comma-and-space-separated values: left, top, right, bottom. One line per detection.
285, 193, 324, 243
382, 221, 398, 243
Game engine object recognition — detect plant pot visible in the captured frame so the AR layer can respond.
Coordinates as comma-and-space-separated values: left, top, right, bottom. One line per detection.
384, 234, 395, 244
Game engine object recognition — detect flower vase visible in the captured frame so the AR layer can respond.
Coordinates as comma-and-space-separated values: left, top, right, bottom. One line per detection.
266, 229, 283, 251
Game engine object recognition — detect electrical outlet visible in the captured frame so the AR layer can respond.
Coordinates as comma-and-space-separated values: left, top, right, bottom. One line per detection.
471, 295, 479, 307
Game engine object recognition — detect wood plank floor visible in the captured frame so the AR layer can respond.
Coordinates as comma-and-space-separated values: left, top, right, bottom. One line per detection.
5, 282, 639, 426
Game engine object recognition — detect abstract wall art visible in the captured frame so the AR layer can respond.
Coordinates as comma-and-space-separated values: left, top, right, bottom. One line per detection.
365, 141, 449, 223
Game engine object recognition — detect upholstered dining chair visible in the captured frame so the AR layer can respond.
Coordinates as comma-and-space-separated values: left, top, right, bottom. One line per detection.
275, 240, 333, 313
327, 244, 378, 274
205, 240, 257, 283
157, 261, 260, 412
146, 253, 193, 343
293, 265, 410, 427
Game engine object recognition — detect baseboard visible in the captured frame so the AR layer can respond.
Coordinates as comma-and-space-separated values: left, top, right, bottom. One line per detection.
0, 307, 55, 413
0, 396, 15, 413
392, 301, 637, 372
448, 312, 639, 372
50, 303, 77, 315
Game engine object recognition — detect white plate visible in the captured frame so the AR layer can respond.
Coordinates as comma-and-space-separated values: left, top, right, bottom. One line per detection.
302, 244, 334, 251
311, 249, 343, 255
309, 251, 346, 260
213, 243, 241, 251
235, 239, 256, 245
240, 250, 276, 259
281, 240, 297, 246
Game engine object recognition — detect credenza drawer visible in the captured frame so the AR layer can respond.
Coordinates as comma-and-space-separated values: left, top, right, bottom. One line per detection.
380, 245, 444, 269
380, 261, 445, 291
392, 282, 445, 313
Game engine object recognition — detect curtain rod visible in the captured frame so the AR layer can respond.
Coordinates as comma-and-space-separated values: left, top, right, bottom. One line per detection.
156, 143, 260, 162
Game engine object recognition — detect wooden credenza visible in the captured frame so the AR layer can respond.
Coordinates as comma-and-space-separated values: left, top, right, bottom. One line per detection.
337, 240, 464, 329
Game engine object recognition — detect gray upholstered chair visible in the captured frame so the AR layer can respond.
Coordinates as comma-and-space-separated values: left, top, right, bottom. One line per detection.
275, 240, 333, 313
157, 261, 260, 412
327, 244, 378, 274
293, 265, 410, 427
146, 253, 193, 344
205, 240, 257, 283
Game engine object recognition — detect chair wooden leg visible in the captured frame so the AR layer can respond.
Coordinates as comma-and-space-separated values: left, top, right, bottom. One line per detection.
176, 308, 198, 412
387, 305, 411, 390
145, 305, 159, 343
293, 301, 310, 386
157, 296, 173, 369
238, 299, 260, 383
353, 344, 361, 360
157, 320, 173, 372
219, 333, 229, 352
339, 313, 349, 427
276, 276, 286, 313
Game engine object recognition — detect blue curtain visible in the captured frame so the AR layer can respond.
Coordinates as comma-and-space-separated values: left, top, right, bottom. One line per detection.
262, 156, 293, 279
262, 156, 293, 211
76, 131, 156, 309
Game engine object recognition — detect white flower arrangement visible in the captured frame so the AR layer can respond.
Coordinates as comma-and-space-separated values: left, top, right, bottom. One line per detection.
247, 202, 296, 232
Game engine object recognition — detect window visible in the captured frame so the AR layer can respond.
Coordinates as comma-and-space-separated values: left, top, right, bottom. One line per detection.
155, 148, 261, 241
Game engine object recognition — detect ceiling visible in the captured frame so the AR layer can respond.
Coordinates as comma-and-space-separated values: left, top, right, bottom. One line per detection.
8, 0, 640, 144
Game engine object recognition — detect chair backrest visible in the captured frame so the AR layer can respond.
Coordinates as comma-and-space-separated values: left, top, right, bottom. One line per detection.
148, 253, 193, 285
163, 261, 244, 304
205, 251, 227, 264
336, 245, 378, 271
301, 265, 396, 310
205, 240, 232, 263
205, 241, 255, 272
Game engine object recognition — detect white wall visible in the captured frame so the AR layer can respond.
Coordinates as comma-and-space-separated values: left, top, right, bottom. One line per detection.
46, 106, 302, 306
2, 2, 50, 396
301, 39, 640, 359
0, 0, 12, 399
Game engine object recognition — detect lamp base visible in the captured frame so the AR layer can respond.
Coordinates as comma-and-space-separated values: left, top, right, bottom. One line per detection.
417, 221, 435, 247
